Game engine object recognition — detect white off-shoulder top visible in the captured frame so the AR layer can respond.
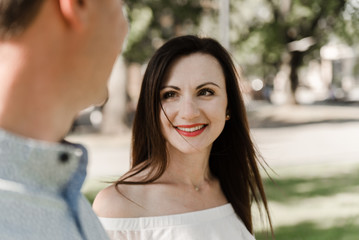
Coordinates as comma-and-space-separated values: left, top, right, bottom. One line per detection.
99, 203, 255, 240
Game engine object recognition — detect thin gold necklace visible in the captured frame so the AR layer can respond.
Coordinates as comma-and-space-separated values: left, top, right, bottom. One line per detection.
192, 176, 214, 192
193, 180, 209, 192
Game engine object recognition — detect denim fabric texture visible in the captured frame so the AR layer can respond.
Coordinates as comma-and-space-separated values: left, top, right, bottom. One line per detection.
0, 129, 109, 240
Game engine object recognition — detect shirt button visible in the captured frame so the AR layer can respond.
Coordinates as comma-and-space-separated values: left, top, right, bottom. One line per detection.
59, 152, 70, 163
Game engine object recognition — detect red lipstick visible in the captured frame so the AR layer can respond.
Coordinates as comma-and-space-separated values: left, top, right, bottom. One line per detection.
175, 124, 207, 137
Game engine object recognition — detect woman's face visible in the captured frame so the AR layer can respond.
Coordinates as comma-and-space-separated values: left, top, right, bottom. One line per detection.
160, 53, 228, 155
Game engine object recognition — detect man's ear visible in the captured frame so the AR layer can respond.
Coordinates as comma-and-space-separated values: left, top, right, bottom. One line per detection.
58, 0, 88, 30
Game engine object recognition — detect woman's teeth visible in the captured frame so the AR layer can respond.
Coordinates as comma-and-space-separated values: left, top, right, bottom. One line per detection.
176, 125, 205, 132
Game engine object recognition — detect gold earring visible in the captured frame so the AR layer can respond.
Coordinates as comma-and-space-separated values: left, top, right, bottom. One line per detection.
226, 114, 230, 120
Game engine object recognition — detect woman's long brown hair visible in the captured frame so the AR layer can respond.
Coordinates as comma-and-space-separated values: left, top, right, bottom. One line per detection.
116, 35, 273, 235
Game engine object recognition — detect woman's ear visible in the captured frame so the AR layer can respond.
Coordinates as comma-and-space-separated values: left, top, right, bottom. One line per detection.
58, 0, 88, 30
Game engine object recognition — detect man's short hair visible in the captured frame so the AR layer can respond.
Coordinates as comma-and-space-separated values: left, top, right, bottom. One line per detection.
0, 0, 45, 39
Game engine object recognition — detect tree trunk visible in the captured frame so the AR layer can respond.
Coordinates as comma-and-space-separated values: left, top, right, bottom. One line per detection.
289, 51, 303, 104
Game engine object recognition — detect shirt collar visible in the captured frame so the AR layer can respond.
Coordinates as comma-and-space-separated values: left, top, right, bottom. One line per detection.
0, 128, 88, 194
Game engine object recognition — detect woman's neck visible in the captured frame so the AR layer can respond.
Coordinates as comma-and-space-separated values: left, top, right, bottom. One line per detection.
163, 146, 214, 190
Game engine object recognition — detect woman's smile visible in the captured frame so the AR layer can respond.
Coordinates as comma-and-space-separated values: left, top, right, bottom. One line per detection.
175, 124, 208, 137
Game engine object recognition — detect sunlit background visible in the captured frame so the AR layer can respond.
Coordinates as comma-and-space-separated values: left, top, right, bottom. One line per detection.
67, 1, 359, 239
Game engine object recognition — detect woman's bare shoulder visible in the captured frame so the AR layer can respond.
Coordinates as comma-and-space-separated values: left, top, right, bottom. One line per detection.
92, 183, 145, 218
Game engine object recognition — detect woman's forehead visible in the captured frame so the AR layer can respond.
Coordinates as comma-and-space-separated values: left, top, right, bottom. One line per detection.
162, 53, 225, 88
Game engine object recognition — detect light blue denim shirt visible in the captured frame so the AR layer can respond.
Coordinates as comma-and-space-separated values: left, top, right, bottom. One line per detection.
0, 129, 109, 240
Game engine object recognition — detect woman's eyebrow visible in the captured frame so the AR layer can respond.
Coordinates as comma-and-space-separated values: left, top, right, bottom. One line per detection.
160, 85, 180, 91
196, 82, 221, 89
161, 82, 221, 90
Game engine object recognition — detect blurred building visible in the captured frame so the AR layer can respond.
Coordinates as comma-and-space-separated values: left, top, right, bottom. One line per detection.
321, 44, 359, 101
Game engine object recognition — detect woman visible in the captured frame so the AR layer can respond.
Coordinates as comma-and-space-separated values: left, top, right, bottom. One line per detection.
93, 35, 272, 239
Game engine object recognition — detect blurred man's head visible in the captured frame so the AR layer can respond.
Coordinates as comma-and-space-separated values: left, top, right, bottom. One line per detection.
0, 0, 128, 102
0, 0, 128, 141
0, 0, 45, 39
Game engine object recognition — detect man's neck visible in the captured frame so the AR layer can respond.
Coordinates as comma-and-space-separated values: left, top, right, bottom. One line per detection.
0, 92, 75, 142
0, 45, 76, 142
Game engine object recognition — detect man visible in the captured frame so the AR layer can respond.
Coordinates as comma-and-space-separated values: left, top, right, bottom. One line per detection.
0, 0, 128, 239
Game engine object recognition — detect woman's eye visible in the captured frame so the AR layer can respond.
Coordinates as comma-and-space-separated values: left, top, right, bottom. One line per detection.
162, 91, 177, 99
198, 88, 215, 96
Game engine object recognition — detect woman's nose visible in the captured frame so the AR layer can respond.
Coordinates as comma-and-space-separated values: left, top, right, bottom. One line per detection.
179, 97, 200, 120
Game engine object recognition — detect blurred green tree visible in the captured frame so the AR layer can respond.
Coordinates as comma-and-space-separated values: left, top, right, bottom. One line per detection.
123, 0, 209, 64
231, 0, 359, 103
122, 0, 359, 103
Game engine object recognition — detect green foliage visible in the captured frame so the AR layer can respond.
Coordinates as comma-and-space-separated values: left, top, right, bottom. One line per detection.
232, 0, 359, 90
123, 0, 205, 63
122, 0, 359, 96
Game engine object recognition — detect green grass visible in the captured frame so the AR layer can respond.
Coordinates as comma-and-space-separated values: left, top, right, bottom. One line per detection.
263, 167, 359, 204
256, 220, 359, 240
256, 163, 359, 240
